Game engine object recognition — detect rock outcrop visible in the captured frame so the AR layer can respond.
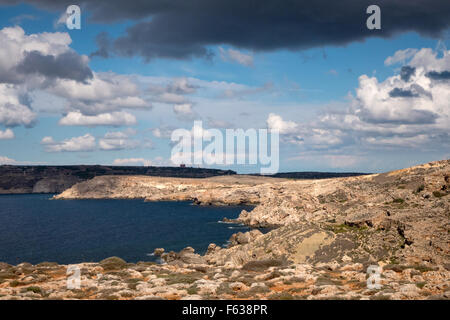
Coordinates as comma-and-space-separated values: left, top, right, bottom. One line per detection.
55, 160, 449, 270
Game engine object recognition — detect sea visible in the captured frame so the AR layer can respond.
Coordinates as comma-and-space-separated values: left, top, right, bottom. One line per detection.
0, 194, 258, 265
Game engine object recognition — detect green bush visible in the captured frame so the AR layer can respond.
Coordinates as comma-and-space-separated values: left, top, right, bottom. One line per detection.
99, 257, 127, 270
26, 286, 43, 294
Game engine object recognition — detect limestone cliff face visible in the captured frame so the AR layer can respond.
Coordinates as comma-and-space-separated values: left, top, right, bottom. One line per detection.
0, 165, 235, 194
55, 160, 450, 269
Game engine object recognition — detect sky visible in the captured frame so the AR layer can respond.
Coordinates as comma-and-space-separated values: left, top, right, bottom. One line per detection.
0, 0, 449, 173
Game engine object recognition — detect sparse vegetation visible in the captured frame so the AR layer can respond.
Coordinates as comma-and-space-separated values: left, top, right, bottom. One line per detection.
432, 191, 445, 198
161, 272, 202, 285
99, 257, 127, 270
326, 223, 367, 234
242, 259, 286, 271
187, 284, 199, 295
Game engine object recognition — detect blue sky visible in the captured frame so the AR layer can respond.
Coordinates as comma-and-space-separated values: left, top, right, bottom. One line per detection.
0, 2, 449, 173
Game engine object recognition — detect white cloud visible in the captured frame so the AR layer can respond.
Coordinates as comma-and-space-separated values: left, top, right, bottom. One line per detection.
99, 129, 140, 150
219, 47, 254, 67
156, 92, 187, 104
0, 84, 37, 127
0, 128, 14, 139
49, 72, 151, 115
146, 77, 197, 105
167, 77, 197, 94
173, 103, 193, 115
316, 47, 450, 149
408, 48, 450, 71
265, 47, 449, 153
59, 111, 137, 126
152, 126, 174, 139
384, 48, 418, 66
266, 113, 298, 134
0, 27, 153, 128
41, 133, 96, 152
0, 155, 17, 164
113, 158, 152, 166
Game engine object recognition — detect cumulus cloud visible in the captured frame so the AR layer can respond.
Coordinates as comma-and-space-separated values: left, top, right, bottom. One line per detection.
0, 128, 14, 139
49, 72, 151, 115
41, 133, 96, 152
316, 47, 450, 148
98, 129, 140, 150
0, 26, 151, 128
0, 84, 37, 127
267, 113, 298, 134
219, 47, 254, 66
268, 47, 450, 153
59, 111, 137, 127
384, 48, 419, 66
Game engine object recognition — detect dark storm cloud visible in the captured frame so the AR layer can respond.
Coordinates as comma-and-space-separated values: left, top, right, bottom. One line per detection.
400, 66, 415, 82
2, 0, 450, 60
89, 32, 110, 58
389, 88, 418, 98
16, 50, 93, 83
426, 70, 450, 80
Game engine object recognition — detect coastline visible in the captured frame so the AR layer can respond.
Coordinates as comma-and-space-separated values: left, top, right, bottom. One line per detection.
1, 159, 449, 300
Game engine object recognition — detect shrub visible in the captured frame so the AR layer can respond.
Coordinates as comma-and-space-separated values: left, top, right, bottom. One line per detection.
187, 285, 199, 295
9, 280, 21, 287
26, 286, 43, 295
242, 259, 286, 271
99, 257, 127, 270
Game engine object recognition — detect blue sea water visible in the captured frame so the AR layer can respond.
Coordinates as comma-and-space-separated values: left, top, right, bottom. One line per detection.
0, 194, 256, 265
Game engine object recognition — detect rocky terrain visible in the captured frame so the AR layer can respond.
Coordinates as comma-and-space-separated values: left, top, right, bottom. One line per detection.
1, 160, 449, 300
0, 165, 235, 194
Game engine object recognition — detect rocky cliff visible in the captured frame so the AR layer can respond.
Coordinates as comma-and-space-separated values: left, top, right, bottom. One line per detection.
0, 165, 235, 194
55, 160, 449, 268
